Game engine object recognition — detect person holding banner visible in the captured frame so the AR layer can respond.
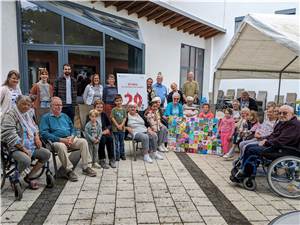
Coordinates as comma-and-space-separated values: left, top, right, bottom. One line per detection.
103, 74, 118, 117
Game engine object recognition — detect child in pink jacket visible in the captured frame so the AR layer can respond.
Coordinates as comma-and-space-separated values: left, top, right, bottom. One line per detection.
219, 108, 235, 154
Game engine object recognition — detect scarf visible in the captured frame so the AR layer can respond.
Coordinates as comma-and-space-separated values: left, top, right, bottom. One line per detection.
14, 106, 38, 138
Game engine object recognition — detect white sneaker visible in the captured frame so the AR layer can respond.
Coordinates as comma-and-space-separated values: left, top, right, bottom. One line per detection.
158, 145, 166, 152
144, 154, 153, 163
163, 145, 169, 152
153, 152, 164, 160
223, 153, 230, 158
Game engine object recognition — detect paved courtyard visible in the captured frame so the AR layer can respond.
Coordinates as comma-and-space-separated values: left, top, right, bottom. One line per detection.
1, 145, 299, 225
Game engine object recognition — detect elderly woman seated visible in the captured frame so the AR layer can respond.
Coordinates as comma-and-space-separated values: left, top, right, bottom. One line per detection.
183, 96, 199, 117
1, 95, 51, 189
164, 92, 183, 118
145, 100, 169, 152
126, 102, 163, 163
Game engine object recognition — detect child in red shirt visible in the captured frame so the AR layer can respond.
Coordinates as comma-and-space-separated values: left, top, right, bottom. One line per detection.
199, 103, 214, 119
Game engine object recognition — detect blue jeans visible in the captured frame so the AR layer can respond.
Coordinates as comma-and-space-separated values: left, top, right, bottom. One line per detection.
113, 132, 125, 159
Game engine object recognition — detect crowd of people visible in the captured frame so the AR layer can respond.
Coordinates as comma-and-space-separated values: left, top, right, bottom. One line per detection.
1, 65, 300, 190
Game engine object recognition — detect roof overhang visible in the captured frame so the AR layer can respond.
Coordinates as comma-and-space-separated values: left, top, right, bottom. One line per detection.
94, 0, 226, 39
215, 13, 300, 80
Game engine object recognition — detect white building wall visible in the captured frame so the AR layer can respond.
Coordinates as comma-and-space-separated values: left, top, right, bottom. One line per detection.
1, 1, 19, 85
168, 0, 300, 101
81, 1, 208, 94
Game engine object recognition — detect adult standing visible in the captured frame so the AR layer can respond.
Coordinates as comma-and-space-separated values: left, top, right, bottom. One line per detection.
83, 74, 103, 105
0, 70, 22, 117
146, 78, 156, 105
182, 72, 199, 104
167, 82, 184, 105
237, 91, 258, 111
54, 64, 77, 121
102, 74, 118, 117
152, 73, 167, 108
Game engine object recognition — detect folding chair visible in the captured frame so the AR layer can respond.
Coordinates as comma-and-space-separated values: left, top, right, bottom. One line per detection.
286, 93, 297, 108
226, 89, 235, 100
274, 95, 284, 105
236, 88, 245, 98
257, 91, 268, 110
248, 91, 256, 99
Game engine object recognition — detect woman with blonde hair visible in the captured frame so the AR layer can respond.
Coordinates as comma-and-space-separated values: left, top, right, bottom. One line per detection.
83, 73, 103, 105
0, 70, 22, 117
30, 68, 53, 109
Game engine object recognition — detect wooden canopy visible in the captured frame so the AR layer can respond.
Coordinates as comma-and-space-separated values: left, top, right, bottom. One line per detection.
96, 1, 225, 39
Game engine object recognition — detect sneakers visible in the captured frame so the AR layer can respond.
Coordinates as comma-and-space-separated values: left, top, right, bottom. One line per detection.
163, 145, 169, 152
67, 170, 78, 182
153, 152, 164, 160
223, 153, 234, 160
158, 145, 166, 152
109, 159, 116, 168
92, 162, 102, 169
99, 160, 109, 169
82, 167, 97, 177
144, 154, 153, 163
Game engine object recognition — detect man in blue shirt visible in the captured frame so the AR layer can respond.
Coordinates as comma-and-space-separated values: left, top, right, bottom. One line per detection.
152, 72, 168, 108
40, 97, 96, 181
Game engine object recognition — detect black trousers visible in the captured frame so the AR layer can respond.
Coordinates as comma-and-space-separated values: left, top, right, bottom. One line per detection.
98, 135, 115, 160
62, 105, 74, 122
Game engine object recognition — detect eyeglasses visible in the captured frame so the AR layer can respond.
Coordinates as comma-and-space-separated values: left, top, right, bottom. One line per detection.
174, 98, 179, 100
279, 111, 288, 115
53, 104, 63, 107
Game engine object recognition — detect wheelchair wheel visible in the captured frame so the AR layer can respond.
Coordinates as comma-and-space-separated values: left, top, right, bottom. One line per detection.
243, 177, 256, 191
1, 167, 6, 189
46, 173, 55, 188
13, 182, 23, 201
267, 156, 300, 199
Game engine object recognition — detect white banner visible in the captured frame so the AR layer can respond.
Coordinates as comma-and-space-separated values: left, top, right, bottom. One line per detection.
117, 73, 148, 111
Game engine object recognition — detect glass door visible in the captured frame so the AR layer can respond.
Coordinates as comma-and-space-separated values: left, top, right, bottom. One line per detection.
23, 46, 62, 93
64, 47, 104, 100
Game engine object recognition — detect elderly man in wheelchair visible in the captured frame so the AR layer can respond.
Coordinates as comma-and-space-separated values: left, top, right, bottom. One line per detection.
1, 95, 53, 200
230, 105, 300, 198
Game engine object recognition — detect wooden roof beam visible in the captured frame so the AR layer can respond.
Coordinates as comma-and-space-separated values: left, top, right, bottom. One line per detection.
170, 18, 190, 28
103, 1, 118, 8
147, 9, 168, 21
188, 24, 206, 34
126, 1, 150, 15
155, 12, 176, 24
137, 5, 160, 18
183, 23, 202, 33
204, 30, 221, 39
177, 21, 198, 31
194, 26, 212, 36
163, 15, 184, 26
203, 29, 220, 38
116, 1, 136, 11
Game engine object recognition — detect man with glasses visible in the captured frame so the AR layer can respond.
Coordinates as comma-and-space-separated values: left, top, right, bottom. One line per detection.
235, 105, 300, 178
40, 97, 96, 181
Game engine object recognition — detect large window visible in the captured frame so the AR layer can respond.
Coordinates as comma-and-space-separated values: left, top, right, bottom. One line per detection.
105, 35, 143, 80
21, 1, 61, 44
180, 44, 204, 97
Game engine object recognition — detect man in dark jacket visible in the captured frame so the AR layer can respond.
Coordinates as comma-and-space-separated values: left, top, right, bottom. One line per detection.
238, 105, 300, 176
54, 64, 77, 121
237, 91, 258, 111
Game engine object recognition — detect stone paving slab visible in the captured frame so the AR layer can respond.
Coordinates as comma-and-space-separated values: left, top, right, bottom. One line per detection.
1, 144, 299, 225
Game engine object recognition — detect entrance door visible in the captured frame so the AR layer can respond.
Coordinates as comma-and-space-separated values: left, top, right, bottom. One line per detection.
64, 47, 104, 98
23, 46, 62, 93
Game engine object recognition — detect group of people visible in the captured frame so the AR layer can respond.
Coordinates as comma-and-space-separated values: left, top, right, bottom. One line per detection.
1, 66, 299, 190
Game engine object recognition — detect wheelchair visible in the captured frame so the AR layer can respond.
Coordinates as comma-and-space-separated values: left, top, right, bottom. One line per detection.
230, 144, 300, 199
1, 142, 55, 200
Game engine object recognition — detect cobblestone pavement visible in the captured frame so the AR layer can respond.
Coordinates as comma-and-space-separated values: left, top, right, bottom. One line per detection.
1, 147, 299, 225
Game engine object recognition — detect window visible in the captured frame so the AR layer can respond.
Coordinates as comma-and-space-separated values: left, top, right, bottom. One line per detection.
275, 8, 296, 15
234, 16, 245, 33
21, 0, 61, 44
180, 44, 204, 97
105, 35, 142, 80
64, 18, 103, 46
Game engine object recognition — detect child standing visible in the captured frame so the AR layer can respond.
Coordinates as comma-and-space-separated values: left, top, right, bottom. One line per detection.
85, 109, 102, 168
219, 108, 235, 155
111, 94, 127, 161
30, 68, 53, 109
199, 103, 214, 119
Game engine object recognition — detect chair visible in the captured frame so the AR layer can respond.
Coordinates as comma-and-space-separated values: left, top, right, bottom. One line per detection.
236, 88, 245, 98
217, 90, 224, 100
257, 91, 268, 110
208, 92, 213, 104
285, 93, 297, 107
274, 95, 284, 105
226, 89, 235, 100
248, 91, 256, 99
